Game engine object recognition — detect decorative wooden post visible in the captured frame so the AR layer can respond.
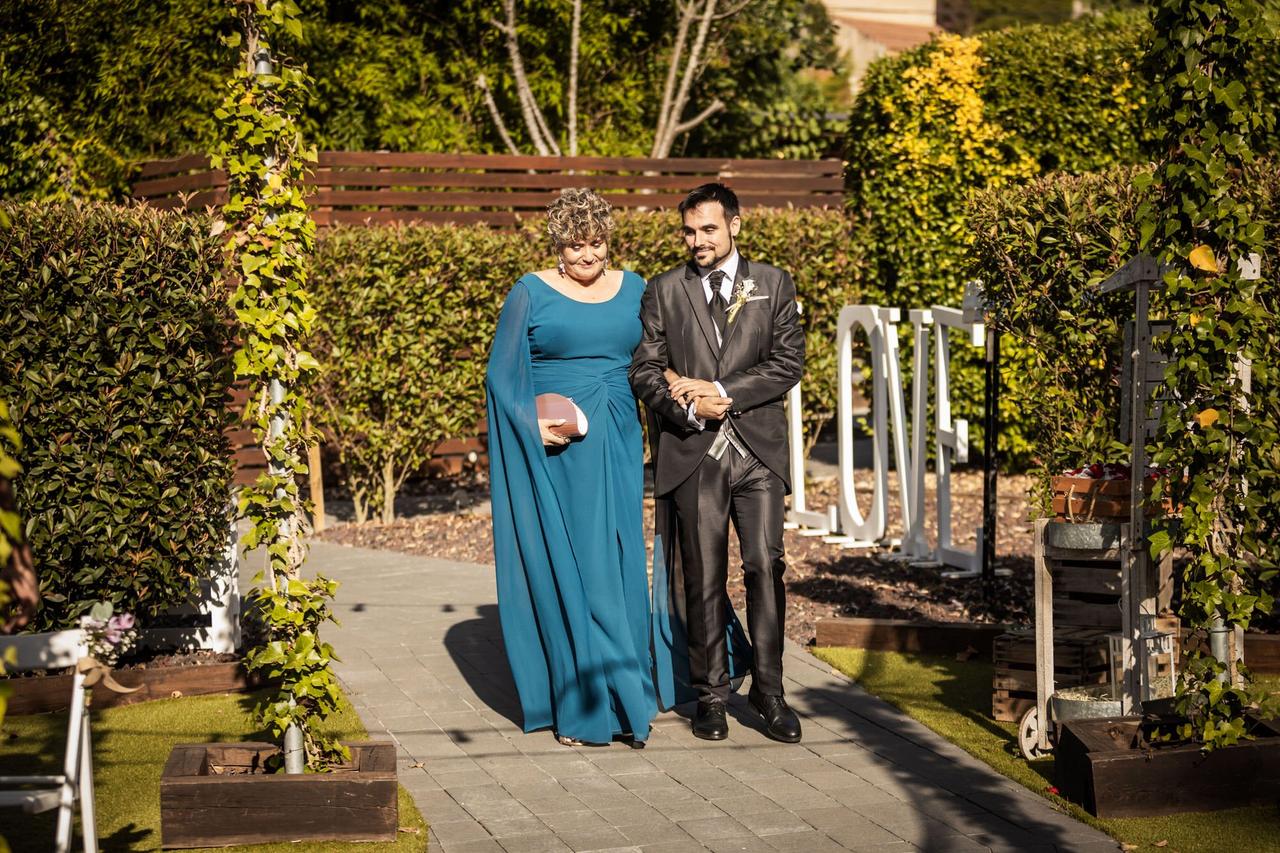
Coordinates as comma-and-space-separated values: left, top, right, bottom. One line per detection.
1100, 253, 1167, 714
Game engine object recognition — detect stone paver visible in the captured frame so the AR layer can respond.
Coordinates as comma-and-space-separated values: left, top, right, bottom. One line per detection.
291, 541, 1119, 852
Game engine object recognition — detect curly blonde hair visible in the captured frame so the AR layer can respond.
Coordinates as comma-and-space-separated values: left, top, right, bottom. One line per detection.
546, 188, 614, 249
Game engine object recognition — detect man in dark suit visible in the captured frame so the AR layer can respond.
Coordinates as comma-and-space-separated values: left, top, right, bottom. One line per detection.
630, 183, 805, 742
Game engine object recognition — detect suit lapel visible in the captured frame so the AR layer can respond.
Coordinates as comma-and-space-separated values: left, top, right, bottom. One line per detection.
680, 262, 720, 358
719, 257, 750, 357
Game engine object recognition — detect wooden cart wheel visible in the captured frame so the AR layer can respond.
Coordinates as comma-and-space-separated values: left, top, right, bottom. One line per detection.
1018, 705, 1050, 760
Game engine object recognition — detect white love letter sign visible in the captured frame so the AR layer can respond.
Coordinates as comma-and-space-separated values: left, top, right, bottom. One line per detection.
825, 305, 911, 547
802, 300, 985, 576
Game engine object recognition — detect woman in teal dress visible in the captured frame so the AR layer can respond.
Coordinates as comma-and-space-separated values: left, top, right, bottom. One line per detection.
485, 189, 658, 746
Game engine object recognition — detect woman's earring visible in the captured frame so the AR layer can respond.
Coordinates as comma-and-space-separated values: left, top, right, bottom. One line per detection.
557, 259, 566, 277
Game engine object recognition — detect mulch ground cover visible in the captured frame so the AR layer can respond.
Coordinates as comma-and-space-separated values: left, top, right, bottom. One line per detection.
316, 470, 1039, 644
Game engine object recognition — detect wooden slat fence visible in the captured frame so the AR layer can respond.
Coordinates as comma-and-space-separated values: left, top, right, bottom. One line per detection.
137, 152, 841, 499
133, 152, 845, 225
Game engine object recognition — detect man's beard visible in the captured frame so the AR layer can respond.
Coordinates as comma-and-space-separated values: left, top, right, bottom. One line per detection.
696, 238, 735, 272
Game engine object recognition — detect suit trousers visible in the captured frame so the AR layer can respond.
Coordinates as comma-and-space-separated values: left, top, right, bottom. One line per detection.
672, 441, 787, 701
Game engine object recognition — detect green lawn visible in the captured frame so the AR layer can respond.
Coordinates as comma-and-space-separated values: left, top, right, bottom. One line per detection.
812, 647, 1280, 853
0, 689, 427, 852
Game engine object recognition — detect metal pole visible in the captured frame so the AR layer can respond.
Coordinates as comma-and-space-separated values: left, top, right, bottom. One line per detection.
253, 46, 305, 777
981, 327, 1000, 600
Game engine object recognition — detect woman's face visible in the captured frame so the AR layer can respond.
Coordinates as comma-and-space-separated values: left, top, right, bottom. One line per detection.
559, 235, 608, 283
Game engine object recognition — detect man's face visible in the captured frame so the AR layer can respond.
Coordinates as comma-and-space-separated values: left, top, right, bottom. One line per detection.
682, 201, 740, 270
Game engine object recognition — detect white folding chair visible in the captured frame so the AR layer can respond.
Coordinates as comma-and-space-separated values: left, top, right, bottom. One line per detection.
0, 630, 98, 853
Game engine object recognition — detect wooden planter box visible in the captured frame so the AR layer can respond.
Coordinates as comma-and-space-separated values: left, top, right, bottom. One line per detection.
3, 660, 269, 715
160, 741, 397, 848
1055, 716, 1280, 818
814, 616, 1011, 658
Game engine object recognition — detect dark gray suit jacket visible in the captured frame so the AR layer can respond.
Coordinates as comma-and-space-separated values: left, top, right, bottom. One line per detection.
629, 257, 805, 497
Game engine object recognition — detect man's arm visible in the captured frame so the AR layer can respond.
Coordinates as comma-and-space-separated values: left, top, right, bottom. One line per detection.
629, 280, 694, 429
716, 270, 805, 413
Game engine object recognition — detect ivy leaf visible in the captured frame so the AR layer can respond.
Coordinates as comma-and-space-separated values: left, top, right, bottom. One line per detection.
1148, 529, 1172, 559
1188, 244, 1220, 273
1196, 408, 1220, 428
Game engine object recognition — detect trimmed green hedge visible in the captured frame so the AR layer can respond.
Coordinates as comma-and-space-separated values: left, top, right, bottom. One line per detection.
967, 163, 1280, 507
0, 202, 235, 631
310, 208, 859, 517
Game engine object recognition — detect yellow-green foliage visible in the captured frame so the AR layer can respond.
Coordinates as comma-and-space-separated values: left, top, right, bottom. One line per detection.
849, 11, 1202, 466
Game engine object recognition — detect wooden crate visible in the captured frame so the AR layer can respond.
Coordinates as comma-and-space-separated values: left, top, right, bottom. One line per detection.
1049, 557, 1173, 632
992, 629, 1111, 721
160, 741, 397, 848
1056, 716, 1280, 817
991, 619, 1181, 721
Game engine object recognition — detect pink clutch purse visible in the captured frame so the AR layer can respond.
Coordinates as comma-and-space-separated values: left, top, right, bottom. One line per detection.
535, 393, 588, 438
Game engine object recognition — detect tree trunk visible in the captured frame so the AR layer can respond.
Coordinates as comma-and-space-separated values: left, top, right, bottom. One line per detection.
567, 0, 582, 156
381, 456, 396, 524
650, 0, 733, 158
493, 0, 561, 157
308, 441, 325, 533
350, 482, 369, 525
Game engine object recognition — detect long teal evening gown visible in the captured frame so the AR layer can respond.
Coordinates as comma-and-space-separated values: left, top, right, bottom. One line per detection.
486, 271, 658, 743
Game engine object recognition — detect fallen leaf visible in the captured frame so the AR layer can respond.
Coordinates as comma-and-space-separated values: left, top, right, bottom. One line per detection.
1155, 842, 1169, 848
1196, 409, 1220, 429
1045, 785, 1060, 795
1120, 844, 1139, 852
1189, 244, 1219, 273
170, 690, 183, 699
397, 827, 421, 834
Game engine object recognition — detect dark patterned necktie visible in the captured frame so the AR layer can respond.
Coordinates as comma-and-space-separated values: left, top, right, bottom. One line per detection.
708, 270, 728, 338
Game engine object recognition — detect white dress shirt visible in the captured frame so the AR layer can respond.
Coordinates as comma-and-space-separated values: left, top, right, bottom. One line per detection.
684, 253, 747, 460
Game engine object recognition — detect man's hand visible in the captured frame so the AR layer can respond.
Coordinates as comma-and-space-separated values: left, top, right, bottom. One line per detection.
669, 377, 721, 407
693, 396, 733, 421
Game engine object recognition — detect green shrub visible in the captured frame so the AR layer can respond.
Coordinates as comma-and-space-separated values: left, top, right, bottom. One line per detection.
0, 202, 234, 631
310, 225, 527, 524
309, 207, 858, 518
967, 163, 1280, 508
846, 10, 1280, 468
979, 12, 1154, 174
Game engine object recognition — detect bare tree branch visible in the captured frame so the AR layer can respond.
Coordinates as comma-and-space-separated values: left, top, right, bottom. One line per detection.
671, 97, 725, 137
713, 0, 751, 20
652, 0, 698, 157
491, 0, 560, 156
653, 0, 722, 157
568, 0, 582, 156
476, 74, 522, 155
529, 84, 562, 157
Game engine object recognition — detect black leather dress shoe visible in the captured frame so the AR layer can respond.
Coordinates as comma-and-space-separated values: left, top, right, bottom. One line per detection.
692, 699, 729, 740
749, 690, 802, 743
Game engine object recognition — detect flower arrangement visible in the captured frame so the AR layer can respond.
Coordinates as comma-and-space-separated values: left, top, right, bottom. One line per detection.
79, 601, 137, 667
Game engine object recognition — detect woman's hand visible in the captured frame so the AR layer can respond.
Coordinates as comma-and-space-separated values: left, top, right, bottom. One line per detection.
539, 418, 570, 447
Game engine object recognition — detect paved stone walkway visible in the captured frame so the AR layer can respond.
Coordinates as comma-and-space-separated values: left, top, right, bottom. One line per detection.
302, 540, 1118, 853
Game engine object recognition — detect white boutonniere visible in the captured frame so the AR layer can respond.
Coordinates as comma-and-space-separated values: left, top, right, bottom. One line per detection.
726, 278, 768, 324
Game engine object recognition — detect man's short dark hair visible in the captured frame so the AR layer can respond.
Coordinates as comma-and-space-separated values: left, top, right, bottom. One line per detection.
679, 183, 741, 221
